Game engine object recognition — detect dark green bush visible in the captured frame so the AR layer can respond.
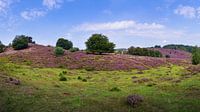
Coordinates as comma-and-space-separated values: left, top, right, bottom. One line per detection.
54, 47, 65, 56
110, 87, 121, 92
59, 73, 67, 81
69, 47, 79, 52
12, 35, 29, 50
165, 55, 170, 58
78, 76, 82, 80
82, 79, 87, 82
192, 47, 200, 65
0, 41, 5, 53
56, 38, 73, 50
85, 34, 115, 54
128, 47, 162, 57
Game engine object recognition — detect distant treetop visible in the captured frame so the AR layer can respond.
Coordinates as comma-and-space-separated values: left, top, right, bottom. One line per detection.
163, 44, 196, 53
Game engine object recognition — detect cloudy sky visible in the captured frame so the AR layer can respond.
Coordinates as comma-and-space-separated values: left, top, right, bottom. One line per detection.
0, 0, 200, 48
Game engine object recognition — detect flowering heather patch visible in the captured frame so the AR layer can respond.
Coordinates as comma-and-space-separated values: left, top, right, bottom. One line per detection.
0, 44, 190, 71
152, 48, 191, 59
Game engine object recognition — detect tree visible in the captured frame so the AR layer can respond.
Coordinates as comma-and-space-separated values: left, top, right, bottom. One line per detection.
12, 35, 29, 50
85, 34, 115, 54
154, 45, 161, 48
0, 41, 5, 53
192, 47, 200, 65
56, 38, 73, 50
26, 36, 35, 44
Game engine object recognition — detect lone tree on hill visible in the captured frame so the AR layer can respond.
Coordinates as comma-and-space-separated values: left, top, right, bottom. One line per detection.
192, 46, 200, 65
0, 41, 5, 53
85, 34, 115, 54
56, 38, 73, 50
12, 35, 29, 50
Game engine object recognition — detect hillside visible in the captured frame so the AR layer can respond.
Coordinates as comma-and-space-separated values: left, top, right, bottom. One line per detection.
0, 44, 190, 71
152, 48, 191, 59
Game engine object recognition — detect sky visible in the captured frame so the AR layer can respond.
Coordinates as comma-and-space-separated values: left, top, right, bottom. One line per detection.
0, 0, 200, 49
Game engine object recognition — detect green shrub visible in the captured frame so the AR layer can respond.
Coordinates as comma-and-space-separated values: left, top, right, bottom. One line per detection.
85, 34, 115, 54
165, 55, 170, 58
192, 47, 200, 65
12, 35, 29, 50
59, 73, 67, 81
82, 79, 87, 82
0, 41, 5, 53
69, 47, 79, 52
54, 47, 65, 56
62, 71, 67, 74
56, 38, 73, 50
78, 76, 82, 80
110, 87, 121, 92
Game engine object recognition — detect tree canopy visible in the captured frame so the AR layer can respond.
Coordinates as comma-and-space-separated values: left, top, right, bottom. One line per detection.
85, 34, 115, 54
56, 38, 73, 50
12, 35, 29, 50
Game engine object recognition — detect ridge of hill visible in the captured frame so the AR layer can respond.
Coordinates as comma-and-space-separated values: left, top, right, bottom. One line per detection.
0, 44, 190, 71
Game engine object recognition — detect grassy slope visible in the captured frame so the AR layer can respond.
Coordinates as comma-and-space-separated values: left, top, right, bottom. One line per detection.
0, 57, 200, 112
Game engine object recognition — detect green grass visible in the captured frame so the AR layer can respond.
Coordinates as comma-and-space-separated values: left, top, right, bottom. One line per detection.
0, 60, 199, 112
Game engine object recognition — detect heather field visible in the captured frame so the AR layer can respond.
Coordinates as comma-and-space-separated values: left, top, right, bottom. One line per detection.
0, 48, 200, 112
1, 1, 200, 112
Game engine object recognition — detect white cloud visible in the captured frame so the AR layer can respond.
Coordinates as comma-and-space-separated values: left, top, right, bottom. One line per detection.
197, 7, 200, 18
174, 5, 196, 18
73, 20, 165, 32
72, 20, 185, 40
43, 0, 63, 9
0, 0, 19, 13
21, 9, 46, 20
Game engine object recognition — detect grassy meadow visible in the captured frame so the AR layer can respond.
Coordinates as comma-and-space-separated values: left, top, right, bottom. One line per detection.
0, 57, 199, 112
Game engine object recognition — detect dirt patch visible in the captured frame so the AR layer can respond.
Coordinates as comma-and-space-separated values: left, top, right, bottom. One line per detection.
5, 77, 20, 85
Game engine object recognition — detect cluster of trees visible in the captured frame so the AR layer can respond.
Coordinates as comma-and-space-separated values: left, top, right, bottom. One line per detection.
128, 47, 163, 57
54, 34, 115, 56
163, 44, 195, 53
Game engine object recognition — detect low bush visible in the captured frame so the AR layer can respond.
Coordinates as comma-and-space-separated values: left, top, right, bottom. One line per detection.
110, 87, 121, 92
59, 73, 67, 81
192, 47, 200, 65
165, 55, 170, 58
69, 47, 79, 52
54, 47, 65, 56
77, 76, 82, 80
82, 79, 87, 82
